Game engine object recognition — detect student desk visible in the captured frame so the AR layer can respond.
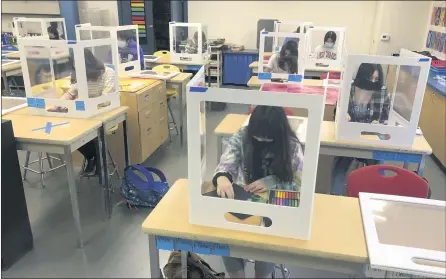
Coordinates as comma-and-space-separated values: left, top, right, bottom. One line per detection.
141, 179, 368, 278
2, 59, 22, 96
214, 114, 432, 176
248, 61, 342, 79
10, 106, 131, 219
144, 57, 211, 86
2, 113, 103, 247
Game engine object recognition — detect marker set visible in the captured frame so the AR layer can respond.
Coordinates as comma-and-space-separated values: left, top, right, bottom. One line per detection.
269, 190, 300, 207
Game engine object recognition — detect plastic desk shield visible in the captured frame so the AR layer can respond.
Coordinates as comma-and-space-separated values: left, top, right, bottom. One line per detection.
258, 30, 306, 84
186, 66, 324, 240
1, 97, 27, 115
359, 193, 446, 278
273, 20, 313, 51
305, 26, 346, 70
13, 17, 67, 40
75, 25, 141, 74
169, 22, 210, 64
335, 50, 431, 147
128, 70, 179, 80
18, 38, 120, 118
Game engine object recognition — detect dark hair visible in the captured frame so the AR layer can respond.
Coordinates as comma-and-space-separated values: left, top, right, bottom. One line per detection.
296, 26, 307, 33
278, 40, 298, 73
324, 31, 337, 44
47, 26, 59, 40
353, 63, 384, 91
70, 49, 105, 83
117, 30, 136, 42
193, 31, 207, 43
243, 106, 299, 183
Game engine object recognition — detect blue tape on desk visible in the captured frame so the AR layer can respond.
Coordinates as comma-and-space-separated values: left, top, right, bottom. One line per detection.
419, 58, 429, 62
372, 151, 422, 164
397, 153, 422, 164
156, 236, 174, 250
190, 86, 208, 93
44, 122, 52, 134
258, 72, 272, 80
212, 243, 230, 256
27, 98, 36, 108
261, 31, 269, 34
288, 74, 303, 82
186, 65, 201, 71
193, 241, 211, 254
75, 101, 86, 111
176, 238, 194, 251
35, 98, 45, 109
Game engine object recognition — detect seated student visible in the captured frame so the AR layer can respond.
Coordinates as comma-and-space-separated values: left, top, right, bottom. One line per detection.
185, 31, 208, 54
265, 40, 298, 74
282, 26, 306, 46
47, 26, 60, 40
330, 63, 390, 195
314, 31, 337, 60
213, 106, 304, 278
117, 30, 144, 70
50, 49, 116, 175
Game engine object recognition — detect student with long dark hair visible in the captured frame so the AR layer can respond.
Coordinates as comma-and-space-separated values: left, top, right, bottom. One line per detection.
330, 63, 390, 195
116, 30, 144, 69
51, 49, 116, 175
265, 40, 298, 74
213, 106, 304, 278
314, 31, 337, 60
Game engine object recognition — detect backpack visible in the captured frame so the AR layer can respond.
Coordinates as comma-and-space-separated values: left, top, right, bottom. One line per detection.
163, 251, 225, 279
120, 165, 169, 208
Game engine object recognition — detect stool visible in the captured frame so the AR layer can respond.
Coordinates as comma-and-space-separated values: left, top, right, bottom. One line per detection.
23, 152, 66, 187
246, 260, 290, 278
167, 92, 179, 142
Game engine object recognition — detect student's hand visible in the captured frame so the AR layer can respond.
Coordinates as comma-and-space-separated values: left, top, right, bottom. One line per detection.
216, 176, 234, 199
244, 180, 268, 193
346, 113, 351, 121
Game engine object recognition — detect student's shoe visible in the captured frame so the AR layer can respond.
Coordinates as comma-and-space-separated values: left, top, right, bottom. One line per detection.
84, 157, 97, 176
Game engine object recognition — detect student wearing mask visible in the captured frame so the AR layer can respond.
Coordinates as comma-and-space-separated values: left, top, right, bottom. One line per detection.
265, 40, 298, 74
117, 30, 144, 70
314, 31, 337, 60
213, 105, 304, 278
50, 49, 117, 175
330, 63, 390, 195
185, 31, 208, 54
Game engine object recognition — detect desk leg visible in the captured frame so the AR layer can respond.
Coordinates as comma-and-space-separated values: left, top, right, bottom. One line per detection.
179, 84, 184, 146
207, 65, 211, 87
148, 235, 161, 278
123, 117, 130, 168
416, 155, 426, 177
99, 126, 112, 220
64, 146, 84, 248
181, 250, 188, 278
2, 71, 11, 96
217, 135, 223, 164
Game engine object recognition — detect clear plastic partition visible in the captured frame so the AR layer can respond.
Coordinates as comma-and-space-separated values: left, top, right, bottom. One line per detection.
117, 29, 139, 64
371, 198, 445, 252
46, 20, 66, 40
15, 21, 43, 38
306, 27, 345, 69
258, 30, 305, 82
336, 52, 431, 147
273, 21, 313, 52
170, 22, 208, 63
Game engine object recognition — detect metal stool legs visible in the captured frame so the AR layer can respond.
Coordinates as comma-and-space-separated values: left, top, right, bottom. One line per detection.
167, 98, 179, 143
23, 151, 66, 187
80, 148, 120, 193
272, 264, 290, 279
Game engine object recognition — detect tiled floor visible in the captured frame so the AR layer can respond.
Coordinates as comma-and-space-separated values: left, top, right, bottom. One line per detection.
2, 96, 445, 278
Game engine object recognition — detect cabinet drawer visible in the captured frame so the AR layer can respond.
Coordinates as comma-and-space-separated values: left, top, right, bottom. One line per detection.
138, 104, 159, 128
140, 124, 160, 160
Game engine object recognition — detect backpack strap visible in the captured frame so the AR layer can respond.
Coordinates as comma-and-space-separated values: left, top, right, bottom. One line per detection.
125, 165, 155, 190
144, 167, 167, 182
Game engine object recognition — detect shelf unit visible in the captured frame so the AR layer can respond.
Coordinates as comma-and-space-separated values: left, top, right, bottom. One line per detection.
425, 1, 446, 60
208, 44, 223, 87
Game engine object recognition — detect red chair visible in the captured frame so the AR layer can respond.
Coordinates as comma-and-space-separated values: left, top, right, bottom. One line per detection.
346, 165, 429, 198
320, 72, 341, 80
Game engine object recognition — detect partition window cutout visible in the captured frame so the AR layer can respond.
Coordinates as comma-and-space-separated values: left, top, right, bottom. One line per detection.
16, 21, 43, 38
274, 21, 313, 34
46, 21, 66, 40
25, 45, 72, 104
306, 28, 345, 69
116, 29, 140, 64
173, 25, 207, 55
201, 103, 308, 222
370, 198, 445, 252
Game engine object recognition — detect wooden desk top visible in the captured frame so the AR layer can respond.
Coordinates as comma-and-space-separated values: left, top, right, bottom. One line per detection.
142, 179, 368, 263
1, 60, 21, 72
2, 113, 102, 145
169, 72, 193, 84
214, 114, 432, 155
4, 51, 20, 59
145, 55, 211, 66
248, 76, 323, 88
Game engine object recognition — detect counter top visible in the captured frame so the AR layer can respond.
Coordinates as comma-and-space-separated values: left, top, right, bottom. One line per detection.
427, 74, 446, 97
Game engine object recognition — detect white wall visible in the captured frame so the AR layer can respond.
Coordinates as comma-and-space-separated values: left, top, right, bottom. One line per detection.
188, 1, 377, 53
370, 1, 431, 55
77, 1, 119, 26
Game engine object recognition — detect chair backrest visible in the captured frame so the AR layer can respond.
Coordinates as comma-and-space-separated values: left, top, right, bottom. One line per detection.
154, 50, 170, 58
346, 165, 429, 198
153, 64, 180, 73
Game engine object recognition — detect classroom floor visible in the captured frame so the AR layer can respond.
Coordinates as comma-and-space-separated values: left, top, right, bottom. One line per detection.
3, 92, 446, 278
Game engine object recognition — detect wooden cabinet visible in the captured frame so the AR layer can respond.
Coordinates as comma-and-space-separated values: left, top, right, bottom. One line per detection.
419, 86, 446, 168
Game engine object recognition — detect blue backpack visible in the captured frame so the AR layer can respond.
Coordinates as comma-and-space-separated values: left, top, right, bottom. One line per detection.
120, 165, 169, 208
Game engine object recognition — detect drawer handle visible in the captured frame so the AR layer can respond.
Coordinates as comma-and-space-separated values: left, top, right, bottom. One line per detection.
147, 127, 152, 132
144, 94, 149, 100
